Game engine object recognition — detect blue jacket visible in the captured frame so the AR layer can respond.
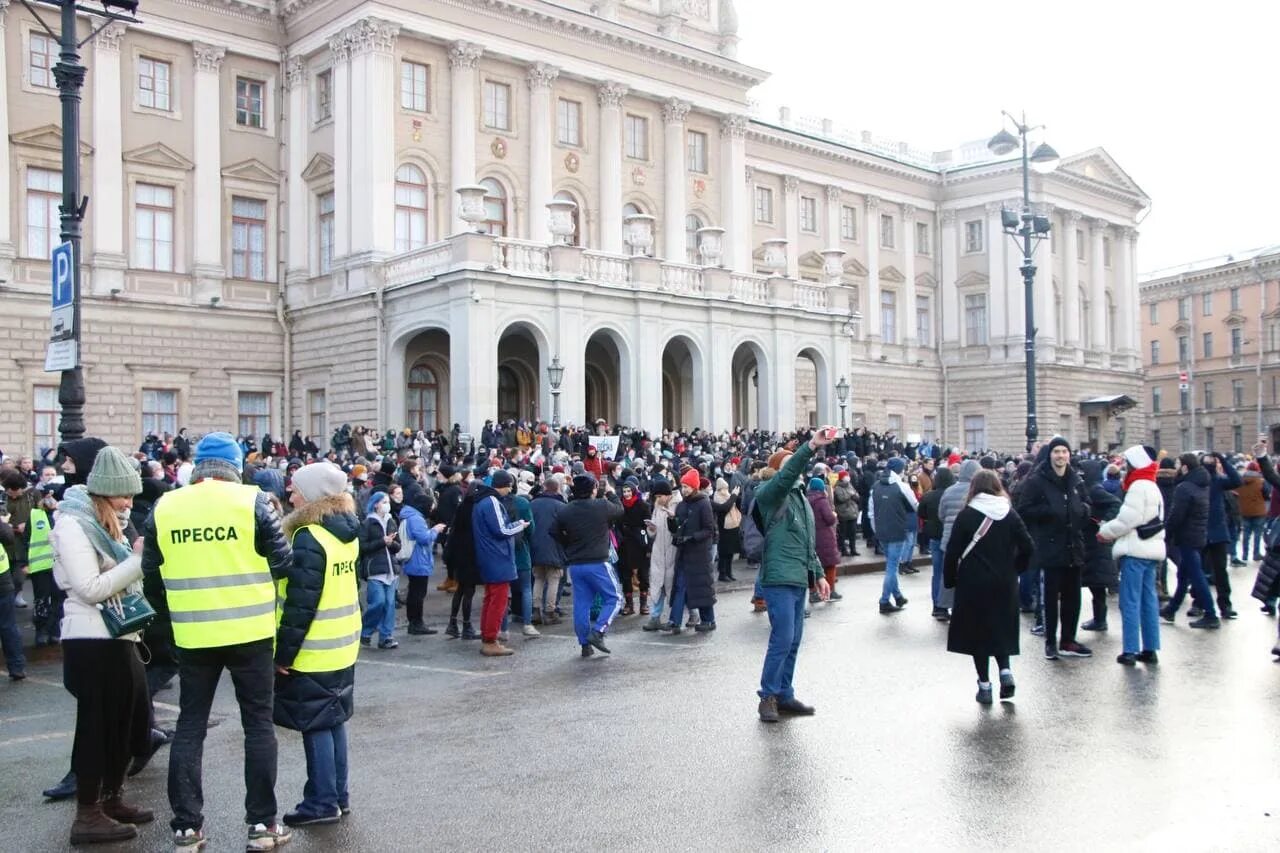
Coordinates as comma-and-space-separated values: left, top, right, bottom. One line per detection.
529, 492, 567, 568
1205, 458, 1242, 545
399, 503, 440, 577
471, 488, 521, 583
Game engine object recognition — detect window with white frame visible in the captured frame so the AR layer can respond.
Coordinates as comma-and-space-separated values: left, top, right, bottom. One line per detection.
755, 186, 774, 223
26, 167, 62, 260
482, 80, 511, 130
230, 196, 267, 280
142, 389, 178, 436
965, 292, 987, 346
1150, 340, 1160, 364
880, 290, 897, 344
557, 98, 581, 146
33, 385, 59, 453
1202, 292, 1213, 316
964, 219, 983, 253
687, 130, 707, 173
318, 191, 335, 273
879, 214, 895, 249
887, 414, 903, 435
1149, 302, 1158, 324
29, 33, 57, 89
308, 389, 326, 439
799, 196, 817, 233
963, 415, 987, 451
1178, 296, 1190, 321
1230, 286, 1241, 311
235, 77, 265, 128
1203, 331, 1213, 359
1232, 326, 1243, 355
916, 221, 930, 254
400, 61, 428, 112
237, 391, 270, 438
922, 415, 938, 444
840, 205, 856, 241
137, 57, 172, 111
134, 183, 174, 271
1177, 335, 1189, 363
916, 295, 931, 345
685, 214, 702, 265
480, 178, 507, 237
315, 69, 332, 122
394, 164, 428, 252
1233, 379, 1244, 408
1152, 386, 1162, 414
624, 114, 649, 159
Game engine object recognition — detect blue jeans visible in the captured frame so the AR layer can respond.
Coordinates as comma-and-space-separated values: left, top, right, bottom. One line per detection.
929, 539, 952, 609
1241, 517, 1267, 560
1018, 567, 1041, 615
758, 585, 806, 700
1118, 556, 1161, 654
502, 568, 534, 632
297, 722, 348, 817
568, 562, 622, 645
0, 591, 26, 677
361, 580, 397, 642
1170, 545, 1217, 618
879, 537, 912, 604
669, 571, 715, 627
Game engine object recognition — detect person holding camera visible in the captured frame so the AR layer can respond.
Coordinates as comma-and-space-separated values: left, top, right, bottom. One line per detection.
1097, 446, 1166, 664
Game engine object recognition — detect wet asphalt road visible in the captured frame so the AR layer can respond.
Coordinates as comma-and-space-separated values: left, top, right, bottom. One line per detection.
2, 565, 1279, 852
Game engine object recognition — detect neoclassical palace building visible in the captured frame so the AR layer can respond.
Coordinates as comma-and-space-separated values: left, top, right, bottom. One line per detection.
1, 0, 1149, 456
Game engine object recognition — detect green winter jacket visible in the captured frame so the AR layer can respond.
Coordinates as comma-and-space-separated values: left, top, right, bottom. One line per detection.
752, 443, 821, 588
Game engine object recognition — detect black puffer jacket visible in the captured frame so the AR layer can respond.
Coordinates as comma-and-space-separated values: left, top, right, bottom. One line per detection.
919, 467, 956, 542
553, 494, 622, 565
672, 491, 716, 609
359, 513, 399, 579
1166, 466, 1210, 549
130, 477, 172, 535
1080, 460, 1121, 587
1014, 456, 1091, 571
274, 494, 361, 733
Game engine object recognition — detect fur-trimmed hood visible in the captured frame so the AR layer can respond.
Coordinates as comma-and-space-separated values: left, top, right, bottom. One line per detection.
284, 492, 359, 542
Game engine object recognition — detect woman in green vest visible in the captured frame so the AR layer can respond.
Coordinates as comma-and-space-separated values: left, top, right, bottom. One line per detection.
274, 462, 362, 827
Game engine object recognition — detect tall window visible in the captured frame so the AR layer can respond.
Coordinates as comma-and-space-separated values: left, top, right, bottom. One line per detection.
840, 205, 856, 240
29, 33, 56, 89
1179, 428, 1189, 450
624, 114, 649, 159
557, 99, 581, 145
799, 196, 817, 233
480, 178, 507, 236
684, 214, 702, 265
1230, 286, 1241, 311
916, 221, 930, 254
315, 69, 332, 121
964, 220, 983, 253
1231, 327, 1243, 355
26, 167, 62, 259
687, 130, 707, 173
880, 290, 897, 344
1179, 385, 1189, 412
230, 197, 267, 280
137, 57, 172, 111
1202, 292, 1213, 316
134, 183, 175, 271
318, 191, 335, 273
1150, 340, 1160, 364
33, 386, 59, 453
407, 364, 438, 431
482, 81, 511, 130
964, 293, 987, 346
1149, 302, 1158, 324
1177, 335, 1189, 364
1233, 425, 1243, 453
1233, 379, 1245, 408
887, 414, 904, 435
916, 295, 931, 345
1178, 296, 1190, 321
400, 61, 428, 112
963, 415, 986, 451
142, 389, 178, 436
308, 388, 326, 438
754, 186, 773, 223
235, 77, 265, 128
553, 190, 581, 245
922, 415, 938, 444
879, 214, 895, 249
1204, 382, 1215, 412
237, 391, 270, 437
1152, 386, 1162, 414
1203, 332, 1213, 359
394, 164, 428, 252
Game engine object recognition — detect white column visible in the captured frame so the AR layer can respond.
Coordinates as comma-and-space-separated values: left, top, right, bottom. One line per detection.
940, 210, 959, 345
348, 19, 399, 258
191, 42, 226, 302
451, 284, 495, 432
285, 57, 309, 281
719, 114, 749, 272
329, 30, 352, 261
89, 23, 127, 296
985, 202, 1007, 348
1061, 210, 1081, 350
448, 41, 482, 235
662, 98, 690, 262
707, 318, 734, 433
1089, 219, 1108, 353
825, 185, 841, 250
636, 313, 664, 435
597, 82, 627, 253
1116, 225, 1137, 358
0, 0, 12, 270
526, 63, 558, 243
901, 203, 917, 348
783, 175, 799, 279
865, 195, 882, 351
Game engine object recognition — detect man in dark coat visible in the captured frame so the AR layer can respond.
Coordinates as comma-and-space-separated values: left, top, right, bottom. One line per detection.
1014, 437, 1093, 660
1161, 453, 1219, 628
1079, 459, 1121, 631
668, 470, 716, 633
1199, 452, 1242, 618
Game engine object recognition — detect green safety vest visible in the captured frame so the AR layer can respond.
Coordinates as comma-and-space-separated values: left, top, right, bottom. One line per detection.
154, 480, 277, 649
278, 524, 360, 673
26, 507, 54, 574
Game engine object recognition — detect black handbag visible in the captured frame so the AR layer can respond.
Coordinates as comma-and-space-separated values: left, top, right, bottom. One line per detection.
1135, 516, 1164, 540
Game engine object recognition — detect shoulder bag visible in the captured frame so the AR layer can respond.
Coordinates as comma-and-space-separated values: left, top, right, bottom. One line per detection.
960, 516, 994, 563
99, 586, 156, 638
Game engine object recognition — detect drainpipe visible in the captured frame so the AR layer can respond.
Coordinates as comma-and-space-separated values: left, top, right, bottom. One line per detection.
276, 47, 292, 434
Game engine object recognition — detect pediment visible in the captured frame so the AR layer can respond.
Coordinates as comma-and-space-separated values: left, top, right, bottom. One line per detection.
752, 245, 765, 261
10, 124, 93, 155
1058, 147, 1147, 199
301, 153, 334, 181
1170, 319, 1190, 334
915, 271, 937, 288
880, 265, 905, 283
842, 257, 868, 277
123, 142, 194, 171
798, 250, 825, 268
1224, 311, 1247, 327
955, 270, 989, 289
222, 158, 281, 183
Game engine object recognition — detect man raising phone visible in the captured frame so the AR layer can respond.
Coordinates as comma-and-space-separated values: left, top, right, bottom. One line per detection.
750, 426, 836, 723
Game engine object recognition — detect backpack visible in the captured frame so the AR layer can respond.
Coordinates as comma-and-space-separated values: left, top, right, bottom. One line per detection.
740, 491, 787, 563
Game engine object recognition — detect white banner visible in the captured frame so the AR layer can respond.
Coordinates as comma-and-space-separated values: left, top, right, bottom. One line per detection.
589, 435, 620, 460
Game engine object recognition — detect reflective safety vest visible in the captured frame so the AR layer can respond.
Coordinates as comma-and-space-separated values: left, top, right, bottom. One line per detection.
26, 507, 54, 574
0, 543, 9, 578
154, 480, 277, 649
278, 524, 360, 673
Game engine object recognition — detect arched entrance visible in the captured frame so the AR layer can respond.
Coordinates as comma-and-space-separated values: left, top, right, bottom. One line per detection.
584, 331, 623, 426
662, 335, 703, 431
401, 328, 451, 431
732, 341, 769, 431
496, 323, 543, 423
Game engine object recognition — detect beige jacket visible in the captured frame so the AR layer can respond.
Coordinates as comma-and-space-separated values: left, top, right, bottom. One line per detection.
51, 514, 144, 641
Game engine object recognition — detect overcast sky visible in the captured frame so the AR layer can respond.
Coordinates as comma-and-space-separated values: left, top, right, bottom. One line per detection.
735, 0, 1278, 275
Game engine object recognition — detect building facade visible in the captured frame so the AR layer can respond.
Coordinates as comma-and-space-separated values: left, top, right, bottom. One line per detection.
1140, 247, 1280, 455
1, 0, 1149, 457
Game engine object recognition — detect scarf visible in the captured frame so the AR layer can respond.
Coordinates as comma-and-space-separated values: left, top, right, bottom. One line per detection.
1124, 462, 1158, 491
622, 493, 638, 509
56, 485, 132, 565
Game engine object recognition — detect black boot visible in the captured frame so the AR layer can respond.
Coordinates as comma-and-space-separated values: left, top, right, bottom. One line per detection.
461, 622, 480, 640
444, 619, 460, 638
43, 769, 77, 801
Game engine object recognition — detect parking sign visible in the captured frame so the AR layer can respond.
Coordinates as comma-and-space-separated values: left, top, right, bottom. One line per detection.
51, 241, 74, 308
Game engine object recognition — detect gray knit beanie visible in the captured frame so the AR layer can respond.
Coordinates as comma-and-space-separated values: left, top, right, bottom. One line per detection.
86, 447, 143, 497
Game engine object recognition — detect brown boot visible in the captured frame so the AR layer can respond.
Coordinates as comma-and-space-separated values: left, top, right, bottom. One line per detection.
480, 641, 514, 657
102, 790, 154, 825
70, 802, 137, 845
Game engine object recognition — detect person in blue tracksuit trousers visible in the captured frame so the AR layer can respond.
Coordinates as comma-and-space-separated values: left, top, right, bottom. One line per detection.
551, 475, 623, 657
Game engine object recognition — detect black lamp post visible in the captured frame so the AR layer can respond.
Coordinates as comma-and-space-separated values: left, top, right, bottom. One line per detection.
546, 355, 564, 428
835, 375, 849, 429
988, 111, 1059, 453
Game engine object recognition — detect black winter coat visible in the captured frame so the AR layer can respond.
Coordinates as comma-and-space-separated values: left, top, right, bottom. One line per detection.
1165, 467, 1210, 549
274, 496, 361, 733
1080, 461, 1121, 587
943, 504, 1033, 657
672, 492, 715, 608
617, 497, 652, 573
1014, 463, 1090, 571
358, 514, 400, 579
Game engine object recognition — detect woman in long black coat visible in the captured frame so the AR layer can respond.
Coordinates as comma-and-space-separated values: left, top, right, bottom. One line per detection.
944, 470, 1034, 705
668, 481, 716, 632
615, 484, 652, 616
1079, 459, 1121, 631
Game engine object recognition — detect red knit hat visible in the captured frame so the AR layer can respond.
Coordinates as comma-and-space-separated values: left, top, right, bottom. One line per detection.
680, 469, 700, 491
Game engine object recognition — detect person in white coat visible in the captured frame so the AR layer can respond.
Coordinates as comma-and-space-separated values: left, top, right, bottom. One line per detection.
1097, 445, 1166, 665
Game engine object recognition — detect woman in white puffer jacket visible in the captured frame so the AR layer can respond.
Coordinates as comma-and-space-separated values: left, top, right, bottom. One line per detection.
1098, 445, 1166, 666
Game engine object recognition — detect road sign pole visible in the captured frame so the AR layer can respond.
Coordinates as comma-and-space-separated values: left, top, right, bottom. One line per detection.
54, 0, 87, 443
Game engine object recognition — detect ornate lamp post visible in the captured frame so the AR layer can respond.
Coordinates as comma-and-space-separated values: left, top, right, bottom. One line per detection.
988, 111, 1059, 452
546, 355, 565, 429
835, 375, 850, 429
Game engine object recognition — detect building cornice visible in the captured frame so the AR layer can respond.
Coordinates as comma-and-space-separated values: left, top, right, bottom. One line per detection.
942, 159, 1147, 209
746, 123, 940, 187
172, 0, 276, 26
1140, 250, 1280, 293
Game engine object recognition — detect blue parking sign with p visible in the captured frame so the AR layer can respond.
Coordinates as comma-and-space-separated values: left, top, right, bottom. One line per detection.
51, 241, 74, 309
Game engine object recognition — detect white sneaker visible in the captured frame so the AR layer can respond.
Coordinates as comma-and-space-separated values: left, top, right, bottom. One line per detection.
246, 822, 291, 851
522, 624, 541, 638
173, 828, 207, 851
14, 595, 28, 608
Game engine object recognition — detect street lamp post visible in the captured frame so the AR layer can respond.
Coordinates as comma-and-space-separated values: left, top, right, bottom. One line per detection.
546, 355, 564, 429
988, 111, 1059, 453
835, 375, 849, 429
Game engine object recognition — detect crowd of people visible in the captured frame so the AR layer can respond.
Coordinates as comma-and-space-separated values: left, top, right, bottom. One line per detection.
3, 416, 1280, 848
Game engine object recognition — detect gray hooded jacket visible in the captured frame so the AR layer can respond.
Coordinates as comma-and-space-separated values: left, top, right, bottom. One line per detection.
939, 459, 982, 551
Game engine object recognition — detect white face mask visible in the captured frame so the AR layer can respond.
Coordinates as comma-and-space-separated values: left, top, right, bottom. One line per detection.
376, 501, 390, 517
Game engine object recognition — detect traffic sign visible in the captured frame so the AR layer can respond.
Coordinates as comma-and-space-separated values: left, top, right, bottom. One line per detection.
51, 241, 74, 308
44, 338, 78, 372
1179, 382, 1190, 391
1178, 371, 1188, 384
